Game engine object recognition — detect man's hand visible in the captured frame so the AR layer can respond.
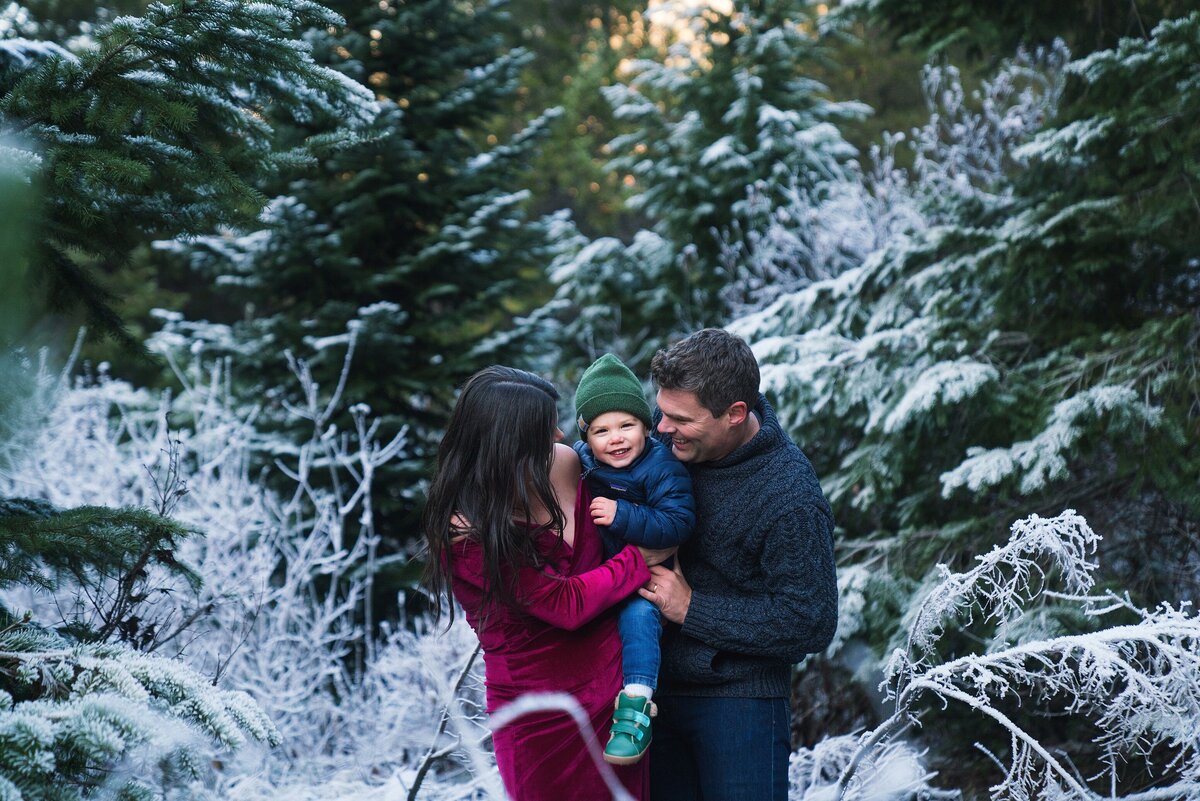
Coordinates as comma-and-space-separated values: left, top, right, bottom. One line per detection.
639, 561, 691, 625
636, 545, 677, 567
590, 497, 617, 526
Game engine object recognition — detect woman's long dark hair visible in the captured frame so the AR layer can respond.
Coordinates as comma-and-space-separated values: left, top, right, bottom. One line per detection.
422, 366, 567, 625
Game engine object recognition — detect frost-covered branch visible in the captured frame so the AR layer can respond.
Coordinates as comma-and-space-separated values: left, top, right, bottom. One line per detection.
833, 511, 1200, 801
407, 642, 482, 801
899, 511, 1098, 670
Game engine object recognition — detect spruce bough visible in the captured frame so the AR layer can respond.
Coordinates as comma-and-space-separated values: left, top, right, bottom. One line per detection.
0, 0, 375, 346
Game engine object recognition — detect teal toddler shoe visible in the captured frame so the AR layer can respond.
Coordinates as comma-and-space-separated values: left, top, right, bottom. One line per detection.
602, 691, 656, 765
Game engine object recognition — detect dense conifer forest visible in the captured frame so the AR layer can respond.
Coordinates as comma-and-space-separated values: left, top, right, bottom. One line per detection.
1, 1, 1197, 798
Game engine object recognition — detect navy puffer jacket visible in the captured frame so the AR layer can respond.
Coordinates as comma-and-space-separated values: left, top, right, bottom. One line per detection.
573, 436, 695, 554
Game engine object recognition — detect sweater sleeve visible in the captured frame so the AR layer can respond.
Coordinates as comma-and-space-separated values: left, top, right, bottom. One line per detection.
608, 457, 695, 548
680, 502, 837, 661
497, 544, 650, 631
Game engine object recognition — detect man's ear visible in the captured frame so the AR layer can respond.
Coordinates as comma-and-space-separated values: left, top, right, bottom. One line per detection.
725, 400, 749, 426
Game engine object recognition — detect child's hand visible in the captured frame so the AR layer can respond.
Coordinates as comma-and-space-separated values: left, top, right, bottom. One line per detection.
590, 497, 617, 526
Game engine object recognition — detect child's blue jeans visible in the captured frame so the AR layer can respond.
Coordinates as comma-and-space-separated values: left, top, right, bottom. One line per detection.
617, 595, 662, 690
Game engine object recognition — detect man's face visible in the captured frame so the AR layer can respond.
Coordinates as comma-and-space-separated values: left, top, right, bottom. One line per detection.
655, 388, 738, 464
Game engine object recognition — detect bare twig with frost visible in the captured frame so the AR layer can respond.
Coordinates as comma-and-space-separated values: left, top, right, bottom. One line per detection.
407, 642, 482, 801
832, 511, 1200, 801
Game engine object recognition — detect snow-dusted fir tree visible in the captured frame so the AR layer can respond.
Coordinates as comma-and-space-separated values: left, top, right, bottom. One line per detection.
838, 0, 1183, 59
0, 0, 375, 347
730, 13, 1199, 778
734, 12, 1199, 582
156, 0, 562, 537
538, 0, 865, 372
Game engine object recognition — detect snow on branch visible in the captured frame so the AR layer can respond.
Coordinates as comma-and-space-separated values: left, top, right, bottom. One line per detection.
901, 511, 1098, 664
940, 385, 1164, 497
830, 510, 1200, 801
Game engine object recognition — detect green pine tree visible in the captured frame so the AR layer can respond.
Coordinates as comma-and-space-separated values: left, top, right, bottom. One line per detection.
0, 0, 375, 348
538, 0, 867, 374
497, 1, 653, 237
155, 0, 562, 547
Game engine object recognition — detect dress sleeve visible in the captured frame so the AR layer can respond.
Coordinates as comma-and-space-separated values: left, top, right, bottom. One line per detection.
454, 541, 651, 632
515, 545, 650, 630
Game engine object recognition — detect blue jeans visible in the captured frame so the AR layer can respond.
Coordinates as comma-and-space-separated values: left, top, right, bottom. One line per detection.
650, 695, 791, 801
617, 596, 661, 689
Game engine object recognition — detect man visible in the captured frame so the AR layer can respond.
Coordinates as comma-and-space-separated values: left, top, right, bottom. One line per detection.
638, 328, 837, 801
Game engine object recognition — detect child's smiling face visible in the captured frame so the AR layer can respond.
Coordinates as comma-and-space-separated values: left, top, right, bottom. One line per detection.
584, 411, 648, 469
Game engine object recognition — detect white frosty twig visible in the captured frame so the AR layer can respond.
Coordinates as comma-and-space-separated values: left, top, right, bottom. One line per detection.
833, 510, 1200, 801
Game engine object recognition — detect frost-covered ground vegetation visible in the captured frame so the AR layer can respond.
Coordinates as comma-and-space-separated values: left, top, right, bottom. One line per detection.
3, 341, 1198, 800
0, 341, 489, 799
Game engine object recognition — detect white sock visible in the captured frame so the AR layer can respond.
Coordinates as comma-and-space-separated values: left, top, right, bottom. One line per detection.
623, 683, 654, 699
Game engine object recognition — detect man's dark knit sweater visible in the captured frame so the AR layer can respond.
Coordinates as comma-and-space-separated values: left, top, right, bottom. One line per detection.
653, 393, 837, 698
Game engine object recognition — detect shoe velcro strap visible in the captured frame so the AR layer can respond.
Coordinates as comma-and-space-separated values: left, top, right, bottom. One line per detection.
611, 720, 648, 740
613, 708, 651, 728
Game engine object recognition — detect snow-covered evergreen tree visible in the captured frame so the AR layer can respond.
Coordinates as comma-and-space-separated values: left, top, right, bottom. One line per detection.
719, 39, 1068, 315
538, 0, 866, 373
0, 0, 375, 347
730, 13, 1199, 778
156, 0, 562, 540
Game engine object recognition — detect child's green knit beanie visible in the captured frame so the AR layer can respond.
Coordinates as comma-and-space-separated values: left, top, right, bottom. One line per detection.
574, 353, 652, 430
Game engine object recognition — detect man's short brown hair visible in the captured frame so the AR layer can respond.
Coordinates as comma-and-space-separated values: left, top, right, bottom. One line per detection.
650, 328, 760, 417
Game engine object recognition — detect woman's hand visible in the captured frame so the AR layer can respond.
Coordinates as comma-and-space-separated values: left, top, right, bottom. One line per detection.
636, 545, 677, 568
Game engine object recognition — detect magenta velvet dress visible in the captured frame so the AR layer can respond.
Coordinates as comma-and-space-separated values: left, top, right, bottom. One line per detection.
450, 480, 651, 800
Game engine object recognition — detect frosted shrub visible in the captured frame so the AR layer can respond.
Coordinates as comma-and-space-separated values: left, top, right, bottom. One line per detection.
719, 41, 1069, 317
832, 510, 1200, 801
909, 41, 1069, 211
0, 335, 465, 784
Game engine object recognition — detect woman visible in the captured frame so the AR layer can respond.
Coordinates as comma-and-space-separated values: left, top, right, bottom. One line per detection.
423, 366, 667, 800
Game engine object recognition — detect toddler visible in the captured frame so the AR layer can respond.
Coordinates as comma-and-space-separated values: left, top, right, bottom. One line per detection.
572, 353, 694, 765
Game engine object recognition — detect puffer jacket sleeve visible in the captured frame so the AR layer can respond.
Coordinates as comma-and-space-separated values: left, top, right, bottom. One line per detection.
609, 446, 695, 548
